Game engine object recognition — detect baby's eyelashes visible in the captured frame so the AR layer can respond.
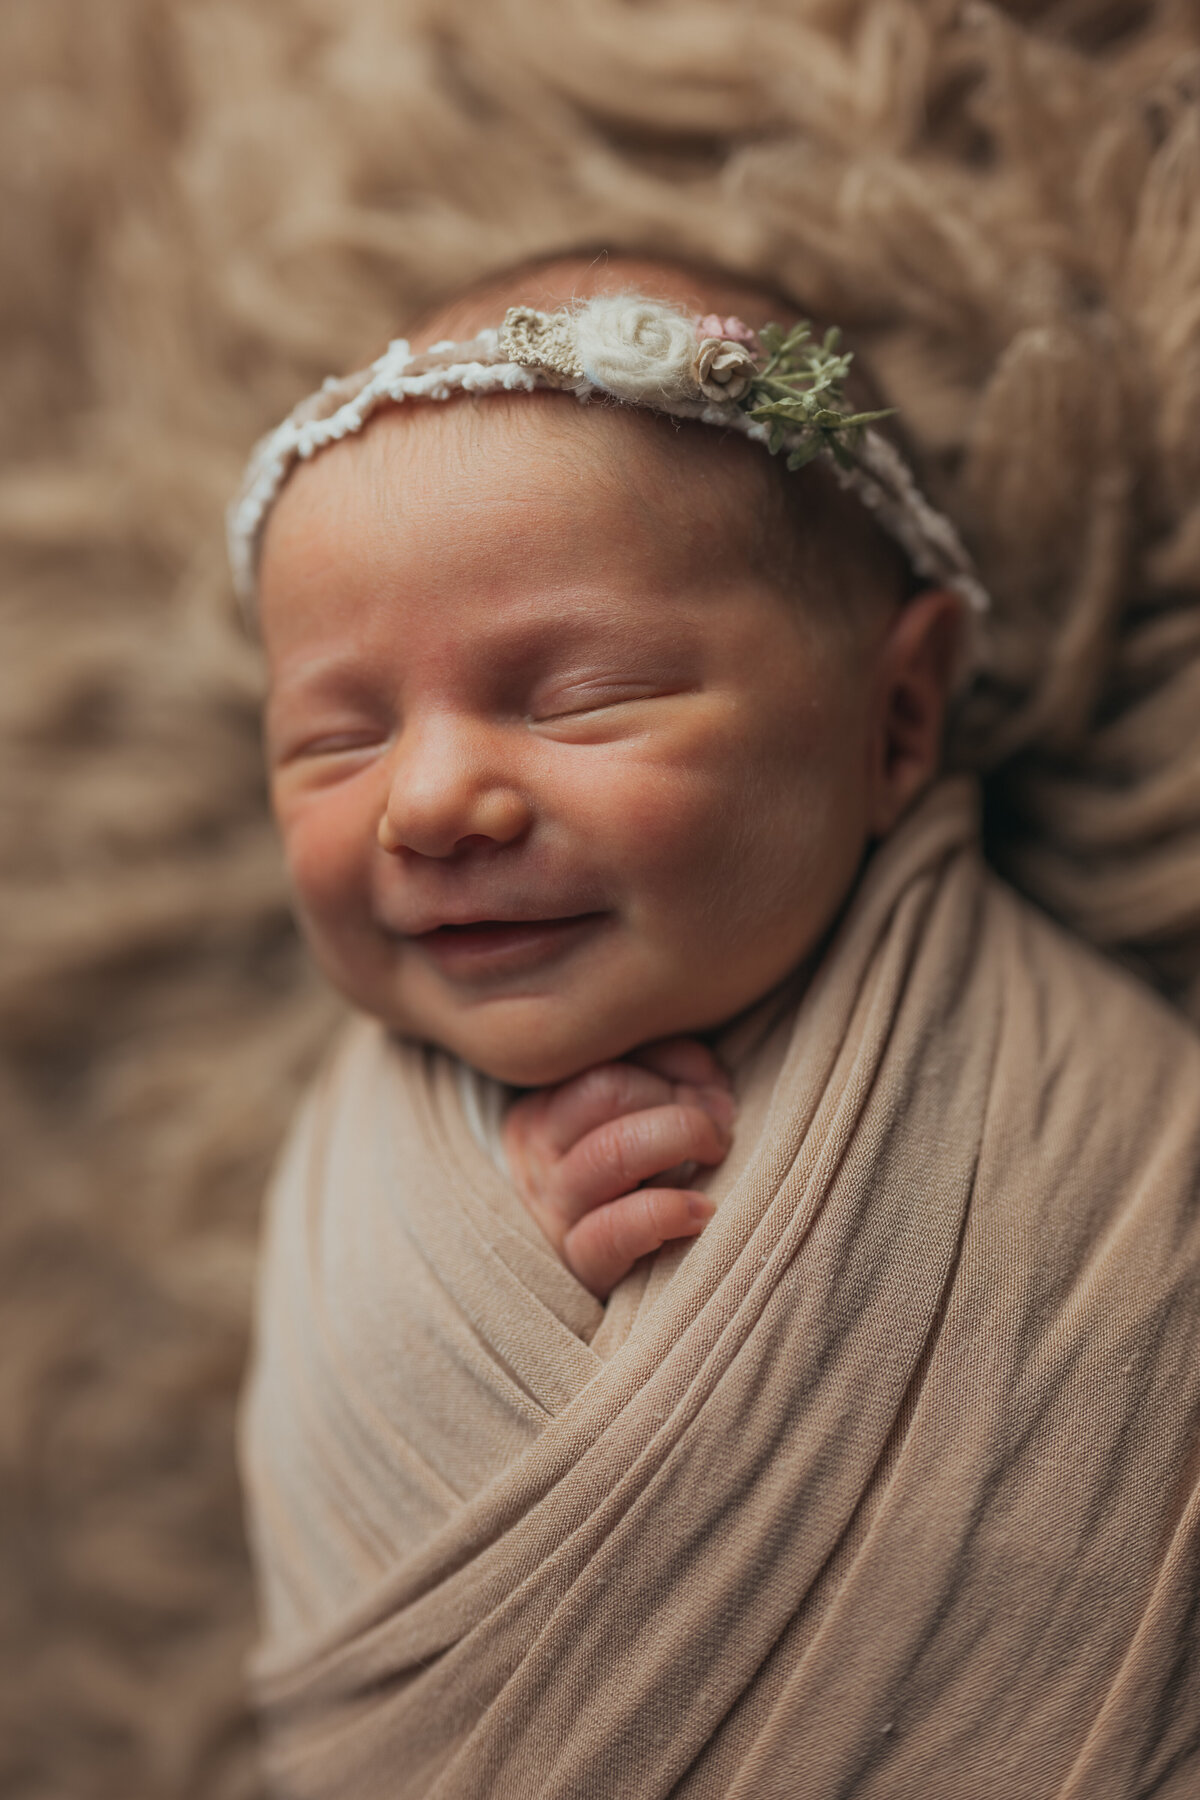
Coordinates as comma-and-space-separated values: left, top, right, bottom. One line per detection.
527, 678, 696, 721
526, 690, 699, 744
267, 718, 389, 767
289, 733, 386, 761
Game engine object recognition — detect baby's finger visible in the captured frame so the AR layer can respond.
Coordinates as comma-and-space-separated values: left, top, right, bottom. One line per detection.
527, 1061, 676, 1157
552, 1102, 731, 1222
631, 1037, 730, 1092
563, 1188, 716, 1299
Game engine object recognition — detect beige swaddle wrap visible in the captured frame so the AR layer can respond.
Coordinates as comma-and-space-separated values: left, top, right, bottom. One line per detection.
240, 779, 1200, 1798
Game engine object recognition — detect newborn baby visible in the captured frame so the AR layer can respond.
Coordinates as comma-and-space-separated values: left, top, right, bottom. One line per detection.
235, 254, 1200, 1800
258, 256, 958, 1299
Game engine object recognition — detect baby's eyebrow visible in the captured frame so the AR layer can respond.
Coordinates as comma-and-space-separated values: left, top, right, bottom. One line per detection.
467, 602, 680, 662
265, 651, 384, 708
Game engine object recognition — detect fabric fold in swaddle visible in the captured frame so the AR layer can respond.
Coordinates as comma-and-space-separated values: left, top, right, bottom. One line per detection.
240, 778, 1200, 1798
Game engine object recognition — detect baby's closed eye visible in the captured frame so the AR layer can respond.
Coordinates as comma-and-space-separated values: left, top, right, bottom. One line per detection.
529, 676, 699, 725
279, 728, 388, 761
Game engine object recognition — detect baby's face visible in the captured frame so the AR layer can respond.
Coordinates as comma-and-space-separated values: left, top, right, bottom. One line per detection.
260, 394, 888, 1086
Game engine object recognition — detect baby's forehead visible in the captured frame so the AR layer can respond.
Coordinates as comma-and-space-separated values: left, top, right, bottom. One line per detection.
278, 384, 779, 560
353, 382, 759, 479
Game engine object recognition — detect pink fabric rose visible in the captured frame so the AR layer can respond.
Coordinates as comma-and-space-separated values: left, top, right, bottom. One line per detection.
695, 314, 761, 355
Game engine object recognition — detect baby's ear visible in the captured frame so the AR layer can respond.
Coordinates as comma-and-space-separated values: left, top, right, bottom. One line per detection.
868, 586, 964, 838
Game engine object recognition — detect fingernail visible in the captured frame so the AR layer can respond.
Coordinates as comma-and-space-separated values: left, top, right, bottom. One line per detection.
687, 1194, 716, 1222
697, 1086, 737, 1129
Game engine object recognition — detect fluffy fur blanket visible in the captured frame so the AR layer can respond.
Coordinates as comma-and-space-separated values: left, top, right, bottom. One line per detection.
3, 2, 1200, 1794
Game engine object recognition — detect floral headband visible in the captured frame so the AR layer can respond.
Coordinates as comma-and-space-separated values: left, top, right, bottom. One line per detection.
227, 293, 989, 632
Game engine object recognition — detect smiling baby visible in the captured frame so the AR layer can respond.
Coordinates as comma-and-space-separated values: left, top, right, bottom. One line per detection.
232, 255, 1200, 1799
255, 256, 958, 1299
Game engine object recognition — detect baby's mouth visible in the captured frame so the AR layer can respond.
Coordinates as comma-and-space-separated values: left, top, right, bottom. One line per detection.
409, 912, 611, 979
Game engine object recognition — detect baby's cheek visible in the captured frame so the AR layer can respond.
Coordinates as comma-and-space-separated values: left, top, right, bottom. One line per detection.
277, 795, 371, 940
591, 718, 853, 952
574, 761, 713, 895
621, 726, 760, 865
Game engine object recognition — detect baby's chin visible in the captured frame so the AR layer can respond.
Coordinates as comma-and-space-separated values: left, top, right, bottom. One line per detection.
386, 994, 706, 1090
412, 1014, 653, 1090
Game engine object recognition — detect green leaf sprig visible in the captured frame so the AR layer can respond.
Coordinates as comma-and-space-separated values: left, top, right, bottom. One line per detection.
742, 321, 894, 471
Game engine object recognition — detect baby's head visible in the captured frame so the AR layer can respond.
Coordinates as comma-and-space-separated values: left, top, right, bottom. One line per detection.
255, 255, 962, 1085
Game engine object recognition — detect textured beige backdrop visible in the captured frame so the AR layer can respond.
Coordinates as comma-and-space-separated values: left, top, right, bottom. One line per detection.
3, 2, 1200, 1794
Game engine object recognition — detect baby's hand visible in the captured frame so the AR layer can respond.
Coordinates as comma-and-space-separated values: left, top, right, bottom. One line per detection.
503, 1038, 735, 1299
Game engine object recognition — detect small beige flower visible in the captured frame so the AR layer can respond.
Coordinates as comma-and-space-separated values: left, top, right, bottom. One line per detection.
694, 337, 758, 403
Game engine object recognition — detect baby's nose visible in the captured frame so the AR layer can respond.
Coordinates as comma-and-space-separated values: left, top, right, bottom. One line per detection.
377, 726, 531, 859
377, 792, 529, 858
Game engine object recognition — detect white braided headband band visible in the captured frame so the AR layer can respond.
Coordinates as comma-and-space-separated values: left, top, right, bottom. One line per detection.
227, 293, 990, 632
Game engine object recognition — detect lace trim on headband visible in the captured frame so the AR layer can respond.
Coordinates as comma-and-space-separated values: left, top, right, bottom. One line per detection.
227, 295, 990, 638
